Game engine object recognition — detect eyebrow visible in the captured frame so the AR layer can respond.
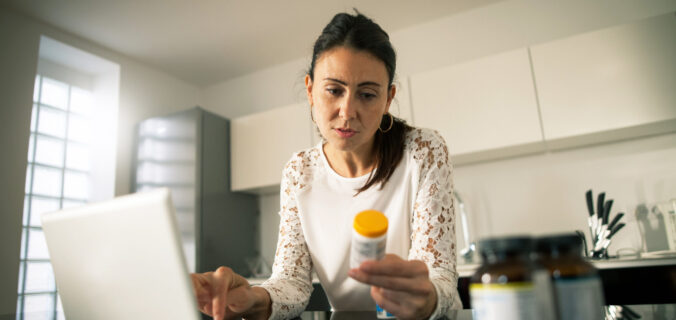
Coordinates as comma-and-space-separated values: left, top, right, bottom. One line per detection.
323, 78, 381, 87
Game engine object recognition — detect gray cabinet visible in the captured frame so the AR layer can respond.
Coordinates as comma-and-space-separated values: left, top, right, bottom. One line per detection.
133, 107, 259, 276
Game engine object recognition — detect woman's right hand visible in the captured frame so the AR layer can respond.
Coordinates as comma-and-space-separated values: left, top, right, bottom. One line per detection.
190, 266, 258, 320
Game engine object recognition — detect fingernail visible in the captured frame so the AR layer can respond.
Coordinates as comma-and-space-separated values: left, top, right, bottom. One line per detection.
348, 269, 356, 277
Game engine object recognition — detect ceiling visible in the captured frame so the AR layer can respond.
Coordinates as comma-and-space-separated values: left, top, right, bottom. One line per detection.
3, 0, 502, 86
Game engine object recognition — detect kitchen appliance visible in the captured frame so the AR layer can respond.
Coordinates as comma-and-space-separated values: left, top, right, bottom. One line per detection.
133, 107, 259, 275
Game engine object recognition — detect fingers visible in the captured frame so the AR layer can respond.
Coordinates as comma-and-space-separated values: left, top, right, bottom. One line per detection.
349, 269, 430, 294
348, 255, 430, 292
191, 268, 255, 320
191, 273, 215, 315
358, 255, 428, 278
371, 286, 433, 320
225, 285, 254, 313
211, 266, 232, 320
348, 256, 438, 320
371, 287, 412, 319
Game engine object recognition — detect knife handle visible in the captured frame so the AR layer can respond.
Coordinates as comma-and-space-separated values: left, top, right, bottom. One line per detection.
608, 212, 624, 231
597, 192, 606, 220
608, 223, 626, 239
603, 199, 613, 225
586, 190, 595, 217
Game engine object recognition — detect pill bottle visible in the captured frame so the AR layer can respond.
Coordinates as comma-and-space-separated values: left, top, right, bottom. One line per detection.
470, 236, 539, 320
350, 210, 388, 269
535, 233, 605, 320
350, 210, 393, 319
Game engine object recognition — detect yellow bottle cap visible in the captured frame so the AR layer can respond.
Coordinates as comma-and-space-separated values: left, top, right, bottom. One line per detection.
354, 210, 388, 238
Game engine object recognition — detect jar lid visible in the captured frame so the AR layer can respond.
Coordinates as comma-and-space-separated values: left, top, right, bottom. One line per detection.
478, 236, 533, 255
535, 233, 583, 254
354, 210, 388, 238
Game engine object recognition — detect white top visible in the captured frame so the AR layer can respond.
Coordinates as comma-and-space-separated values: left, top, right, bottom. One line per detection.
259, 128, 462, 319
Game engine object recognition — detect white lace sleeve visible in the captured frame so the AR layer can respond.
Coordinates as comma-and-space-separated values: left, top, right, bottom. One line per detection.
258, 152, 314, 320
408, 129, 463, 318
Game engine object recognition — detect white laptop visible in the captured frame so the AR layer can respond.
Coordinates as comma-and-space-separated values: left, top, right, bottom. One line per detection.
41, 188, 200, 320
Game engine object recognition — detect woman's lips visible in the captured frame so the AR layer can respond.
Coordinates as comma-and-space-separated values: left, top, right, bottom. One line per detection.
335, 128, 356, 138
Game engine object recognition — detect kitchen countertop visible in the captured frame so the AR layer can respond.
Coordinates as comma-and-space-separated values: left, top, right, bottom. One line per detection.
592, 253, 676, 269
248, 253, 676, 283
249, 255, 675, 309
456, 254, 676, 307
249, 254, 676, 285
296, 305, 676, 319
4, 305, 673, 319
457, 254, 676, 277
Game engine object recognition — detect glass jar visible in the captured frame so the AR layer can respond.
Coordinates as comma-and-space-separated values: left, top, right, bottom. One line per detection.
535, 233, 605, 320
470, 236, 539, 320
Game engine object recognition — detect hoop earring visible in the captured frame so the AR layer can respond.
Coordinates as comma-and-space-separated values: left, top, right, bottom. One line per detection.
310, 105, 316, 124
379, 113, 394, 133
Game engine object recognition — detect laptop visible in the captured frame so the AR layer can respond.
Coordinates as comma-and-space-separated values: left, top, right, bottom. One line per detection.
41, 188, 200, 320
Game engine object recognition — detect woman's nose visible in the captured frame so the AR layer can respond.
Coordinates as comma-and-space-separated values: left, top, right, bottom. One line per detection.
338, 99, 357, 120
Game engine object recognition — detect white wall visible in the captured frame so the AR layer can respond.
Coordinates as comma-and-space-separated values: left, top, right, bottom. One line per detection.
0, 9, 40, 315
205, 0, 676, 266
202, 57, 309, 119
0, 8, 201, 314
454, 133, 676, 255
115, 60, 202, 196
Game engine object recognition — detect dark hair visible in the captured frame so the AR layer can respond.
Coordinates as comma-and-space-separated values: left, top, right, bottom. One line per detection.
308, 11, 412, 194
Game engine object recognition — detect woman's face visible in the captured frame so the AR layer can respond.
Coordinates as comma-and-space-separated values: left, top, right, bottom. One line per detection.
306, 46, 395, 155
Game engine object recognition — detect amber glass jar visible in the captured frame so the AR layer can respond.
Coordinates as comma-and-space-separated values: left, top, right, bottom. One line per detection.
470, 236, 538, 320
535, 234, 605, 320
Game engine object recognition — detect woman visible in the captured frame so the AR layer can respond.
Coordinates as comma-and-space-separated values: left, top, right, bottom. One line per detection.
191, 11, 462, 320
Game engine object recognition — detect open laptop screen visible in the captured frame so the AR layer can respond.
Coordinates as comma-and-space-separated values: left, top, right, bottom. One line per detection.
42, 188, 200, 320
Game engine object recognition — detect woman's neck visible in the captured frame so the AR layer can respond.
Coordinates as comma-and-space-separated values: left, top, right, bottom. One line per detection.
323, 141, 376, 178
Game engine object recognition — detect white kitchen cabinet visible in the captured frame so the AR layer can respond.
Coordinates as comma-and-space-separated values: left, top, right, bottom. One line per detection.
410, 48, 544, 164
231, 103, 314, 193
530, 13, 676, 149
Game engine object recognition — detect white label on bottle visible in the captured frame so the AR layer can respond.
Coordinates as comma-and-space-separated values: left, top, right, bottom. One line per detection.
553, 277, 605, 320
470, 283, 538, 320
350, 234, 385, 269
533, 270, 557, 320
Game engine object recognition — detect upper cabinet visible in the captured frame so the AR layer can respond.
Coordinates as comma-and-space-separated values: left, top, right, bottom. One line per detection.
410, 48, 544, 164
231, 13, 676, 183
231, 103, 313, 193
530, 13, 676, 149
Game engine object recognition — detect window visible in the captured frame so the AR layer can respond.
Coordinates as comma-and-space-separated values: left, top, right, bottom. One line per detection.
16, 35, 120, 320
17, 75, 93, 320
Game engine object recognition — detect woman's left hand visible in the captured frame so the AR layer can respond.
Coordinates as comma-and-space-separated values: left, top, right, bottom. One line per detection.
348, 254, 437, 320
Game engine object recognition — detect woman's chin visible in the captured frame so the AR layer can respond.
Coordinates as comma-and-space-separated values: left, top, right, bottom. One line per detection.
325, 139, 357, 152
